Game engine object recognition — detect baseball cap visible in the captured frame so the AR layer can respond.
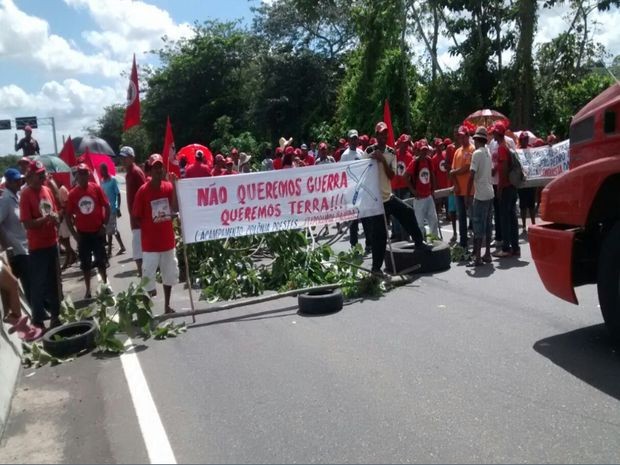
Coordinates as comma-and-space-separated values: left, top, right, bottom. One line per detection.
148, 154, 164, 166
18, 157, 31, 165
24, 125, 32, 132
195, 150, 204, 159
493, 122, 507, 135
119, 146, 135, 157
28, 160, 46, 175
300, 143, 308, 150
375, 122, 388, 133
285, 146, 294, 155
318, 142, 328, 150
397, 134, 410, 144
225, 157, 233, 165
348, 129, 359, 139
443, 138, 453, 146
275, 147, 283, 155
4, 168, 23, 182
76, 163, 90, 172
457, 125, 469, 136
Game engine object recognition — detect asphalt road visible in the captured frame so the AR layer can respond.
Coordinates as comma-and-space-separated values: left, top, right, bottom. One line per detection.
1, 176, 619, 464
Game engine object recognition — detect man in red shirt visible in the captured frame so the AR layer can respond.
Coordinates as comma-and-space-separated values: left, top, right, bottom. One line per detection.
119, 146, 146, 277
223, 157, 238, 175
19, 160, 62, 330
300, 144, 315, 166
132, 154, 178, 314
493, 122, 520, 257
407, 140, 439, 237
211, 154, 226, 176
272, 147, 284, 170
66, 164, 110, 298
185, 150, 212, 178
391, 134, 414, 241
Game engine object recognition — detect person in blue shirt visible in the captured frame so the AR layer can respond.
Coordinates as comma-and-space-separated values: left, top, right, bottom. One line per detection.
100, 164, 126, 257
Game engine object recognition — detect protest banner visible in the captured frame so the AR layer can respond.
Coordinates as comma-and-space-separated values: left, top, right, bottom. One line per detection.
176, 159, 384, 244
518, 139, 570, 178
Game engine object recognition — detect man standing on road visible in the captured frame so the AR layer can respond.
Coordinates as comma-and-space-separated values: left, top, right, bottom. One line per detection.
0, 168, 30, 304
14, 125, 40, 156
19, 160, 62, 331
407, 140, 439, 238
100, 164, 126, 257
119, 146, 146, 277
315, 143, 336, 165
340, 129, 372, 253
132, 154, 178, 314
364, 122, 431, 277
185, 150, 212, 178
466, 127, 494, 267
450, 126, 474, 252
391, 134, 414, 241
66, 164, 110, 299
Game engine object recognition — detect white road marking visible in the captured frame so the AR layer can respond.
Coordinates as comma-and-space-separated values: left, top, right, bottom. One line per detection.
121, 339, 177, 464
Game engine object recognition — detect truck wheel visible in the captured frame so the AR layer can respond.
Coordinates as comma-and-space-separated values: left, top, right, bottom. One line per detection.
597, 222, 620, 342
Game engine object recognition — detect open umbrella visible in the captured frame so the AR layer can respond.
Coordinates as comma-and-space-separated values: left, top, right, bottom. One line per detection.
30, 154, 71, 173
72, 135, 115, 156
177, 144, 213, 167
464, 109, 510, 129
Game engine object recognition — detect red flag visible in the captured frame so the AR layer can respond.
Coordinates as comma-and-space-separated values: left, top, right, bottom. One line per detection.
162, 116, 180, 177
59, 136, 77, 167
383, 99, 396, 147
123, 54, 140, 131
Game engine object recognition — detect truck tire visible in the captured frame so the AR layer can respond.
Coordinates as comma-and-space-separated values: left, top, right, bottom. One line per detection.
42, 320, 98, 358
597, 222, 620, 343
298, 289, 343, 315
384, 240, 451, 274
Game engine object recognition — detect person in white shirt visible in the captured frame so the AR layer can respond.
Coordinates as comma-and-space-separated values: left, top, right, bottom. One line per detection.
340, 129, 371, 252
488, 127, 515, 248
466, 127, 495, 266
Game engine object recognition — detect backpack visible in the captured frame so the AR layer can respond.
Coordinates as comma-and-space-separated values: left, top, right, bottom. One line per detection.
508, 147, 525, 187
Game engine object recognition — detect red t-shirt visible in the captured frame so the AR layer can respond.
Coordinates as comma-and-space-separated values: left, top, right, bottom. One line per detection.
406, 156, 433, 198
132, 181, 176, 253
19, 185, 59, 250
66, 182, 109, 233
221, 170, 238, 176
211, 167, 225, 176
126, 163, 146, 230
273, 157, 283, 170
185, 162, 212, 178
432, 152, 450, 189
301, 154, 315, 166
497, 144, 511, 189
391, 149, 413, 190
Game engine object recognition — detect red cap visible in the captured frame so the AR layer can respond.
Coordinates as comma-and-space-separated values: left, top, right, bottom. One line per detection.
275, 147, 283, 155
493, 122, 506, 135
24, 125, 32, 132
375, 122, 388, 133
360, 134, 369, 142
231, 148, 238, 155
215, 154, 225, 162
285, 146, 294, 155
294, 148, 302, 156
457, 125, 469, 136
339, 138, 346, 147
397, 134, 410, 144
149, 154, 164, 166
76, 163, 90, 172
443, 138, 452, 146
18, 157, 31, 165
419, 139, 432, 151
433, 137, 443, 146
225, 157, 233, 165
28, 160, 45, 175
318, 142, 327, 150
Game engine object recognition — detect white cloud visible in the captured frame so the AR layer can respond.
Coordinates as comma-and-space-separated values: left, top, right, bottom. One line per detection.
0, 79, 124, 155
65, 0, 194, 59
0, 0, 125, 77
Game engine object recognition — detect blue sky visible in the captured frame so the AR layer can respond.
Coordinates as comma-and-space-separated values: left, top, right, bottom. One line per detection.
0, 0, 619, 156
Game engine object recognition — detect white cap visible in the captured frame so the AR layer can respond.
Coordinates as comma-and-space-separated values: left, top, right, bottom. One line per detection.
119, 146, 135, 157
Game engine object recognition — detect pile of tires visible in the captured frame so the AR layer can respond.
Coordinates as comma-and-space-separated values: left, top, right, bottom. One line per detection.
384, 240, 451, 275
298, 288, 344, 315
42, 321, 98, 358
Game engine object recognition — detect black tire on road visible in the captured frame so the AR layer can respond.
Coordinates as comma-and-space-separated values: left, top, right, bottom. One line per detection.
597, 222, 620, 343
42, 320, 98, 358
384, 240, 451, 274
298, 289, 344, 315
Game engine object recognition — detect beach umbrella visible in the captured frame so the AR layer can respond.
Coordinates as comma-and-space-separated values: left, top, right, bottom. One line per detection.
465, 109, 510, 128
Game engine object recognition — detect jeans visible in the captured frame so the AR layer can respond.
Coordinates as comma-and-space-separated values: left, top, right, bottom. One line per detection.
455, 195, 470, 248
413, 195, 439, 237
349, 218, 372, 249
493, 185, 502, 242
472, 199, 493, 242
391, 188, 411, 241
499, 186, 520, 252
9, 253, 30, 305
368, 195, 425, 272
29, 245, 61, 325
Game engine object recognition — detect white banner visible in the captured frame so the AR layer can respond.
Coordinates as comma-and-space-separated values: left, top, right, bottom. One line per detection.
518, 139, 570, 178
176, 159, 384, 243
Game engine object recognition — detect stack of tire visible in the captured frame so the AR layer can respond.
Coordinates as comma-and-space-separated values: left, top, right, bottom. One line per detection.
384, 240, 451, 275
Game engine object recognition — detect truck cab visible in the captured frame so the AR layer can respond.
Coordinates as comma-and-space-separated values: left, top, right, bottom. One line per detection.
529, 83, 620, 341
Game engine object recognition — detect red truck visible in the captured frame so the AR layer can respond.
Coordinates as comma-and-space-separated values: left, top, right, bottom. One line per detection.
529, 83, 620, 341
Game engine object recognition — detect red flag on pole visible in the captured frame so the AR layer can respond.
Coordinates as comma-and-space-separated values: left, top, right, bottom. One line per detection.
123, 54, 140, 131
383, 99, 396, 147
59, 136, 77, 167
162, 116, 180, 177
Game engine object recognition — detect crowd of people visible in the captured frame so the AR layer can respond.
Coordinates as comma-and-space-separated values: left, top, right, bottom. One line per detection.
0, 119, 558, 340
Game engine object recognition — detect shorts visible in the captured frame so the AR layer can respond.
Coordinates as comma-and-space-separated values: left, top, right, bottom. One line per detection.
58, 218, 70, 239
448, 194, 457, 213
132, 229, 143, 260
472, 199, 493, 239
518, 187, 536, 210
105, 212, 118, 235
142, 249, 179, 292
78, 232, 107, 272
